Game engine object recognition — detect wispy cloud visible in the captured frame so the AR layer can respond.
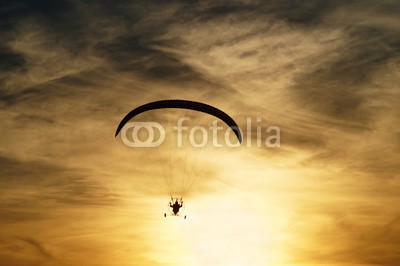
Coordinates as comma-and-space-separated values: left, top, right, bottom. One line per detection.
1, 0, 399, 265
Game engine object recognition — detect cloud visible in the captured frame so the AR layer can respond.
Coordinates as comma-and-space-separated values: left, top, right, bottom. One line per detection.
288, 205, 400, 265
289, 23, 400, 124
0, 1, 399, 265
18, 237, 54, 260
0, 46, 25, 72
0, 154, 118, 211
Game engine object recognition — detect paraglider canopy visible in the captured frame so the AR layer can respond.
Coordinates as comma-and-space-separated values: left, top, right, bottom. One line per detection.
114, 99, 242, 143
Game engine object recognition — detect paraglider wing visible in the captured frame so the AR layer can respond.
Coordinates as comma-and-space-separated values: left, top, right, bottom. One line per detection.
115, 99, 242, 143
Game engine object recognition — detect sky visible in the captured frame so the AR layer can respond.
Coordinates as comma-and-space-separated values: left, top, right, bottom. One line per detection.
1, 0, 400, 265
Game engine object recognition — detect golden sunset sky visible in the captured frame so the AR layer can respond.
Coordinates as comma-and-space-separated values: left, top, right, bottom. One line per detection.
1, 1, 400, 265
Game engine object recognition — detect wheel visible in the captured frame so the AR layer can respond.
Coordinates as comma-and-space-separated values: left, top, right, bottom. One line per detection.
184, 215, 187, 219
164, 213, 166, 217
